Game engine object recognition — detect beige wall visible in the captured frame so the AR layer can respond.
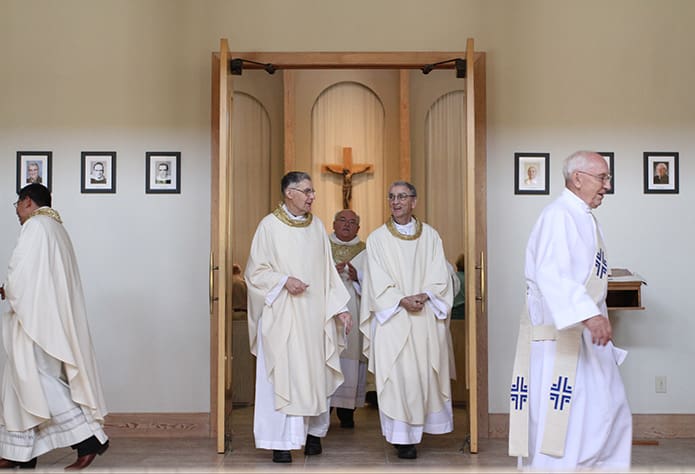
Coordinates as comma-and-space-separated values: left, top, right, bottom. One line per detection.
1, 0, 693, 415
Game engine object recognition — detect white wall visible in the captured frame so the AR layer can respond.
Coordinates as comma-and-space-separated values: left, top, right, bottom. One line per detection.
1, 0, 693, 415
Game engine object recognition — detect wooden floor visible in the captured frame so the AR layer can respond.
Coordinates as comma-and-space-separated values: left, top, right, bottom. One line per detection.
29, 405, 695, 472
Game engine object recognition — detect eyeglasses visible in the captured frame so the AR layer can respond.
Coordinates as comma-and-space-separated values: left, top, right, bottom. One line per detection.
576, 170, 612, 184
289, 187, 316, 197
12, 198, 23, 209
387, 193, 415, 203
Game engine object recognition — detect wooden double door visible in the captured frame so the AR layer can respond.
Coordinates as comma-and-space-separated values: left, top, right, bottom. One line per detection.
210, 40, 488, 454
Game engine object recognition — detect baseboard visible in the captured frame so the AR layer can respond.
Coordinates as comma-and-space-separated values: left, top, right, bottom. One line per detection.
104, 413, 210, 438
488, 413, 695, 439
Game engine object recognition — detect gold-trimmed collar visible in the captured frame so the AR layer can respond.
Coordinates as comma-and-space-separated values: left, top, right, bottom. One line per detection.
28, 207, 63, 224
331, 240, 366, 263
272, 203, 313, 228
385, 216, 422, 240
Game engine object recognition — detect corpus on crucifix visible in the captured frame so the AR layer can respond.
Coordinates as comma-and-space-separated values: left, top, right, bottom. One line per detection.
321, 147, 373, 209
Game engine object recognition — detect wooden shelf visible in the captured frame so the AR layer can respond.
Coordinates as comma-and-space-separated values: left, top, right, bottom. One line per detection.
607, 271, 645, 310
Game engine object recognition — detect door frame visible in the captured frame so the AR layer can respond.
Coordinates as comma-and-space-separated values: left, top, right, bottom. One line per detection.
210, 42, 488, 453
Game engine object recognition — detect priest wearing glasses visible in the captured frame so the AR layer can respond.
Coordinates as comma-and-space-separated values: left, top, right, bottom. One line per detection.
360, 180, 455, 460
509, 151, 631, 470
245, 171, 352, 463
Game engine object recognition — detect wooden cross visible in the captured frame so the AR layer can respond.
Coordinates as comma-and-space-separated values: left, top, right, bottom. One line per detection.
321, 147, 374, 209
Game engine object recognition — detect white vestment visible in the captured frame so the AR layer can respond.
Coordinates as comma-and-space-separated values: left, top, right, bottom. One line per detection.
520, 189, 631, 470
245, 205, 350, 450
1, 208, 108, 461
360, 218, 454, 444
328, 233, 367, 410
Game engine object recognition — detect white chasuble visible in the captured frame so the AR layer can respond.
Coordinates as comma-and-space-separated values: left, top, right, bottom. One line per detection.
245, 207, 350, 416
1, 208, 108, 460
516, 189, 631, 470
360, 219, 454, 426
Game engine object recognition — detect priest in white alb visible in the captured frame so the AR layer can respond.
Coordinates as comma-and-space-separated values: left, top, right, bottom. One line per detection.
245, 171, 352, 464
0, 183, 109, 470
360, 181, 454, 460
509, 150, 632, 470
328, 209, 368, 429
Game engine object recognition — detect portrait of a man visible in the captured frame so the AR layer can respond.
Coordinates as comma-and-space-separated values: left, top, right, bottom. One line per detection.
25, 161, 42, 184
90, 162, 108, 184
81, 152, 116, 194
515, 153, 549, 195
524, 164, 540, 186
145, 152, 180, 194
653, 162, 669, 185
155, 162, 171, 184
17, 152, 52, 193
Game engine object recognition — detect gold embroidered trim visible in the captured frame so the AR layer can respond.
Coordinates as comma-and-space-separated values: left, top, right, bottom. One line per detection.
385, 216, 422, 241
331, 240, 366, 263
29, 207, 63, 224
272, 203, 312, 228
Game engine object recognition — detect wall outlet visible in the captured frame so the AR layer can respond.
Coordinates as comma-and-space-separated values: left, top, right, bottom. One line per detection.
655, 376, 667, 393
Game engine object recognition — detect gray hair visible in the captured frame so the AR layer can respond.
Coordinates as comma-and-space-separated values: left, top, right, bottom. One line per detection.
281, 171, 312, 194
389, 180, 417, 197
562, 150, 598, 182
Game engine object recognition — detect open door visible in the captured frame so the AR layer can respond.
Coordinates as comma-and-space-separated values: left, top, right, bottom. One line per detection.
211, 38, 232, 453
211, 45, 487, 454
447, 37, 488, 454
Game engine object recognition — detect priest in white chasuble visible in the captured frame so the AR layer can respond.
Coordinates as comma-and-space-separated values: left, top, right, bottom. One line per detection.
245, 171, 352, 464
328, 209, 368, 429
0, 184, 109, 470
508, 151, 631, 471
360, 181, 455, 460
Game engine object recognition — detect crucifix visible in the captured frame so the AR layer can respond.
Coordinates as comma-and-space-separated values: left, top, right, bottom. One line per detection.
321, 147, 374, 209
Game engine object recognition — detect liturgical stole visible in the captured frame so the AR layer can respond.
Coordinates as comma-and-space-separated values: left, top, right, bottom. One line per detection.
509, 215, 608, 458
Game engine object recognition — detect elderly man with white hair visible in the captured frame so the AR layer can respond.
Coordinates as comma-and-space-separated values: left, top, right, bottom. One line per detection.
509, 151, 632, 471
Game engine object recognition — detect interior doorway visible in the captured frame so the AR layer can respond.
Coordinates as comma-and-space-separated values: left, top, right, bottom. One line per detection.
210, 42, 488, 454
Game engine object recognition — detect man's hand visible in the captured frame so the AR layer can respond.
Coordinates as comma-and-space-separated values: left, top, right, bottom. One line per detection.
583, 315, 612, 346
284, 276, 309, 295
344, 262, 358, 282
337, 311, 353, 335
399, 293, 429, 312
335, 262, 358, 282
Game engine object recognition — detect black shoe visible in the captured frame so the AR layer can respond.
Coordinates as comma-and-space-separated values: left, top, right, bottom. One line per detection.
394, 444, 417, 459
365, 391, 378, 408
336, 407, 355, 428
0, 458, 37, 469
304, 434, 322, 455
272, 450, 292, 463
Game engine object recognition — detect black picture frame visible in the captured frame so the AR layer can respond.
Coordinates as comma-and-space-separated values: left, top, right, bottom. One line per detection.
146, 152, 181, 194
514, 152, 550, 195
644, 152, 678, 194
81, 151, 116, 194
598, 152, 615, 194
16, 151, 52, 193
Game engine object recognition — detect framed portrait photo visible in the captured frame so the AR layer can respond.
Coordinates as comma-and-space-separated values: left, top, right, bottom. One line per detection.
644, 152, 678, 194
16, 151, 52, 193
81, 151, 116, 194
146, 152, 181, 194
598, 152, 615, 194
514, 152, 550, 195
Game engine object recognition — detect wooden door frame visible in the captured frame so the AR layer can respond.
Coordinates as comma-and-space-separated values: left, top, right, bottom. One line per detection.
210, 46, 488, 450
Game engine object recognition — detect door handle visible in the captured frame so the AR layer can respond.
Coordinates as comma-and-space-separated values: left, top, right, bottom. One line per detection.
210, 252, 219, 315
477, 251, 485, 314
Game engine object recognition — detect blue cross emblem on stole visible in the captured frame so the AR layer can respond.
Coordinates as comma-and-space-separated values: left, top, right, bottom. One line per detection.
510, 376, 528, 410
594, 248, 608, 279
549, 376, 573, 410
